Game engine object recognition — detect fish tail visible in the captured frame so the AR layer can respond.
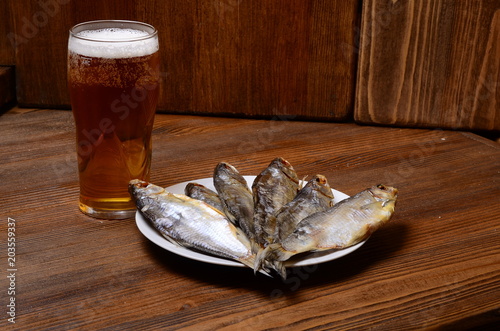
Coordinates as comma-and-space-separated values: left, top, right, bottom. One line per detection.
251, 241, 262, 255
239, 254, 257, 270
254, 244, 289, 279
269, 245, 294, 263
236, 254, 271, 277
267, 245, 290, 280
272, 260, 287, 280
254, 245, 270, 273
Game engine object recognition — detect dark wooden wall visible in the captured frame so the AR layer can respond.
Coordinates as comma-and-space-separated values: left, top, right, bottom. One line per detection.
1, 0, 499, 130
1, 0, 360, 121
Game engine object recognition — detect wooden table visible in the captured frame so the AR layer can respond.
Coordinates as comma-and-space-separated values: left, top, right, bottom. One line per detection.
1, 108, 499, 330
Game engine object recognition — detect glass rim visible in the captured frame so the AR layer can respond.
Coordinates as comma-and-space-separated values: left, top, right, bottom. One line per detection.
69, 20, 157, 43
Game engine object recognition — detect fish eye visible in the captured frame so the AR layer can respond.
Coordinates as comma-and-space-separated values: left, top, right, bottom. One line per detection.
376, 184, 386, 190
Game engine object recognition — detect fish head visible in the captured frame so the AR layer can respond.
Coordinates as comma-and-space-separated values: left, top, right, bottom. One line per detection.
369, 184, 398, 211
214, 162, 237, 177
213, 162, 248, 187
129, 179, 164, 200
273, 157, 299, 183
311, 174, 334, 200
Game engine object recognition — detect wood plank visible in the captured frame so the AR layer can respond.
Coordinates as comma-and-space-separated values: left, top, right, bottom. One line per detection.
9, 0, 136, 108
1, 108, 499, 329
355, 0, 500, 131
0, 0, 15, 65
9, 0, 359, 120
9, 0, 71, 108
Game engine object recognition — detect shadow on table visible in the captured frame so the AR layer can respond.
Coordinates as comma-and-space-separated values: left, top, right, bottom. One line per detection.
142, 221, 409, 299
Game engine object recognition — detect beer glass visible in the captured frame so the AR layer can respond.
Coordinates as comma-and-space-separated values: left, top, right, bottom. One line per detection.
68, 20, 160, 219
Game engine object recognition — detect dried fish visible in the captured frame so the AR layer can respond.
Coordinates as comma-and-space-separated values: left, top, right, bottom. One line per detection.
130, 157, 400, 280
185, 182, 224, 212
256, 184, 398, 279
213, 162, 257, 250
252, 157, 300, 247
129, 179, 257, 270
273, 174, 334, 243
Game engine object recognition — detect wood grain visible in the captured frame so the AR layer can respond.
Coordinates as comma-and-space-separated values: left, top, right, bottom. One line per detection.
6, 0, 359, 120
355, 0, 500, 131
1, 108, 499, 329
0, 0, 15, 65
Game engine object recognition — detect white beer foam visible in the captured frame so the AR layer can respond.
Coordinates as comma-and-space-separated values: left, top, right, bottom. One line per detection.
69, 28, 158, 59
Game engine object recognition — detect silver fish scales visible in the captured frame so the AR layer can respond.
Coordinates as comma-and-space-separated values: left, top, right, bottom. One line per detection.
129, 179, 257, 270
273, 174, 334, 243
256, 184, 398, 279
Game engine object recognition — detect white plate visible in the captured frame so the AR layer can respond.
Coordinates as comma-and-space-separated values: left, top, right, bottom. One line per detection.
135, 176, 366, 268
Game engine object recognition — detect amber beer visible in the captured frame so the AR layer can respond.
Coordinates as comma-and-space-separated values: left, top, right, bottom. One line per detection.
68, 21, 159, 219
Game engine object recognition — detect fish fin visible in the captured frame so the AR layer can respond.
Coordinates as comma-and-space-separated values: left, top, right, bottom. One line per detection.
237, 254, 256, 269
254, 269, 272, 277
251, 241, 262, 255
237, 255, 272, 277
300, 175, 308, 188
254, 245, 271, 273
254, 244, 289, 279
268, 245, 294, 262
272, 260, 287, 280
160, 233, 186, 247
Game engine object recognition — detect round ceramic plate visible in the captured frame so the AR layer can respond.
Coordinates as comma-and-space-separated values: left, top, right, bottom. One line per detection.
135, 176, 366, 268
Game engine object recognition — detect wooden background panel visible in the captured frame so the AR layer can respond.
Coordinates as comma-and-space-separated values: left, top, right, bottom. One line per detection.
5, 0, 359, 120
11, 0, 72, 108
355, 0, 500, 131
9, 0, 139, 108
0, 1, 15, 111
0, 0, 15, 65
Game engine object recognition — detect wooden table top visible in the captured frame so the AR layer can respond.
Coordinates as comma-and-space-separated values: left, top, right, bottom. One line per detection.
1, 108, 499, 330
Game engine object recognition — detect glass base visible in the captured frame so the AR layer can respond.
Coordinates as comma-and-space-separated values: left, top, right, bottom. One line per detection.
79, 202, 136, 220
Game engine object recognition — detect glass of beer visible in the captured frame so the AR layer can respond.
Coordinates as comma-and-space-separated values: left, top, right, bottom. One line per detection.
68, 20, 160, 219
